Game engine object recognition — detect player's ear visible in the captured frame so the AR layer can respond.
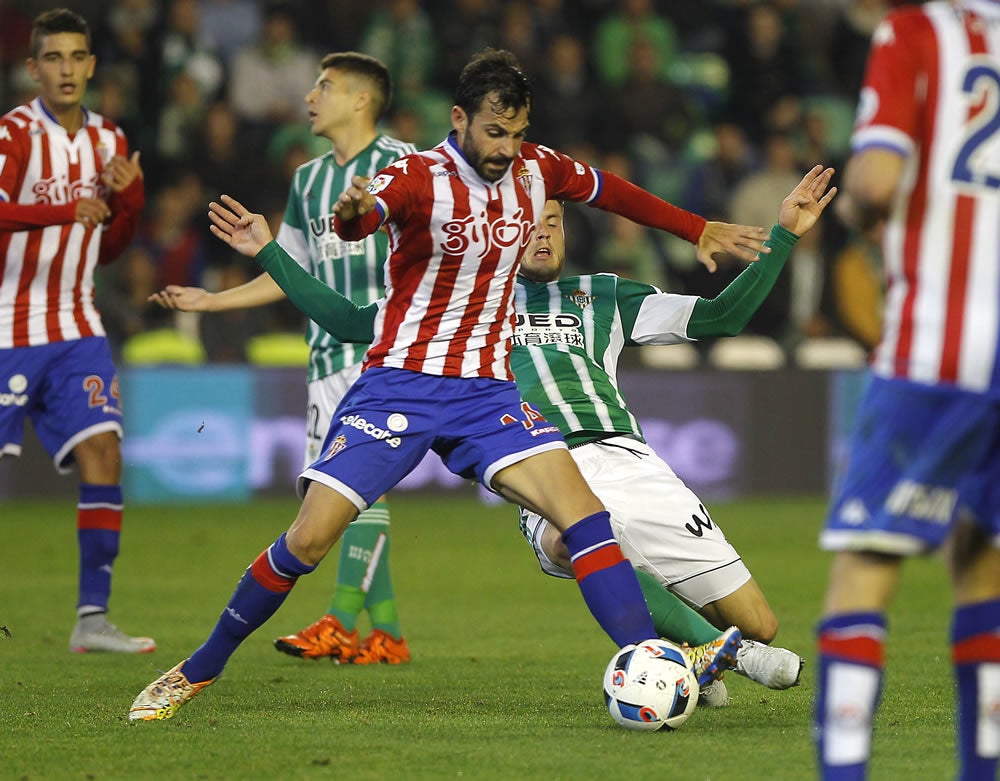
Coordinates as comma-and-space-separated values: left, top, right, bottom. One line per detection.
451, 106, 466, 134
355, 89, 370, 115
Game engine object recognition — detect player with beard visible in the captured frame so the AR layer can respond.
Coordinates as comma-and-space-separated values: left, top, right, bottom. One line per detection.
130, 48, 770, 721
182, 167, 835, 705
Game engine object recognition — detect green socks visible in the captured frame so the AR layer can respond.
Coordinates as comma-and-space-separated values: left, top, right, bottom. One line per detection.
327, 502, 402, 638
635, 569, 720, 646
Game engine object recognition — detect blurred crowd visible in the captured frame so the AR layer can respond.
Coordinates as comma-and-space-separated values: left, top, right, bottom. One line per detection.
0, 0, 894, 366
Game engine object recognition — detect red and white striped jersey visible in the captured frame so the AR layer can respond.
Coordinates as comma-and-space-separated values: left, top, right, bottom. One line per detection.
853, 0, 1000, 395
358, 136, 601, 380
0, 98, 126, 347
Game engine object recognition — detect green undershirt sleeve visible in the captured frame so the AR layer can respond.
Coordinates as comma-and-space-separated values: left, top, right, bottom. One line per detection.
686, 224, 798, 340
255, 240, 377, 344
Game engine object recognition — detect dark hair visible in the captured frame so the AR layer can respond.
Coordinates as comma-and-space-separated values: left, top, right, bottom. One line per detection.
455, 48, 532, 120
31, 8, 91, 59
319, 51, 392, 121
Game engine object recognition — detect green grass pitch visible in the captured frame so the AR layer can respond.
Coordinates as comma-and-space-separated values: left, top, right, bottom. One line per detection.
1, 493, 954, 780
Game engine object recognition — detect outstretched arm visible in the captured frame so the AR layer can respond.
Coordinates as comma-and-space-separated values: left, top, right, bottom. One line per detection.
149, 273, 286, 313
254, 243, 378, 344
150, 194, 288, 312
687, 165, 837, 339
203, 194, 377, 343
593, 170, 771, 271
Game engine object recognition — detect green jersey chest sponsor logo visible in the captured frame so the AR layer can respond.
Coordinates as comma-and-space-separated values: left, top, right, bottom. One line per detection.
512, 312, 584, 348
307, 213, 368, 261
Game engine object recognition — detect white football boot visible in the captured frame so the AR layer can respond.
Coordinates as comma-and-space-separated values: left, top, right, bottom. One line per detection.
734, 639, 803, 689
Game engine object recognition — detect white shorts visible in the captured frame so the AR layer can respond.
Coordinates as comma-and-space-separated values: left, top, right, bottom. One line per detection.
519, 436, 750, 609
303, 363, 363, 469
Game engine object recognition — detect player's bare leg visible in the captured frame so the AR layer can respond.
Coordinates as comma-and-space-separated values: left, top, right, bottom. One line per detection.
701, 578, 777, 642
494, 448, 603, 529
822, 551, 902, 617
284, 483, 358, 564
701, 579, 802, 690
73, 430, 121, 484
948, 517, 1000, 604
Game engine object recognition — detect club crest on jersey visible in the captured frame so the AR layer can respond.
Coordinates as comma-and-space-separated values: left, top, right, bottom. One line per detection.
367, 174, 394, 194
516, 167, 532, 195
96, 141, 112, 165
568, 289, 595, 310
325, 434, 348, 459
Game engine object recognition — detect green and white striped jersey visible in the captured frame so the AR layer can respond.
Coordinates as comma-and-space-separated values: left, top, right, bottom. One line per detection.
275, 134, 416, 382
511, 273, 697, 447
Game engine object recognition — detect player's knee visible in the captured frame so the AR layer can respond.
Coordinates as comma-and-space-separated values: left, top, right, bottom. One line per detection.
73, 432, 122, 483
541, 524, 572, 571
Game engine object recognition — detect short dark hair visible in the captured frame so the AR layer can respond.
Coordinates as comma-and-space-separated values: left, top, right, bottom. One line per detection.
31, 8, 91, 59
455, 48, 532, 120
319, 52, 392, 121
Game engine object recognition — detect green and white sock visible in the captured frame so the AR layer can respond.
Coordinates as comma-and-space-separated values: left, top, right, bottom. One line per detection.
363, 523, 401, 639
327, 502, 394, 634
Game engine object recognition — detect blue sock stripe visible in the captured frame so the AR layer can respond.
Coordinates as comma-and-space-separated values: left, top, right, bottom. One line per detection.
268, 533, 316, 578
568, 538, 616, 564
818, 612, 887, 635
79, 483, 123, 507
952, 599, 1000, 643
561, 511, 613, 555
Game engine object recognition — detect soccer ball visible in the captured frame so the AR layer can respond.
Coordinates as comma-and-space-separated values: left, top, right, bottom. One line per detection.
603, 639, 699, 731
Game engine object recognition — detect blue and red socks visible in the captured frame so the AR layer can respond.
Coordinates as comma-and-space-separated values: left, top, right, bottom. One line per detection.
183, 533, 316, 683
952, 599, 1000, 781
562, 510, 655, 647
76, 483, 122, 616
815, 612, 886, 780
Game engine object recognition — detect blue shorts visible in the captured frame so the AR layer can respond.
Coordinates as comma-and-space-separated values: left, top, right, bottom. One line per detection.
821, 375, 1000, 555
0, 337, 123, 473
298, 366, 566, 510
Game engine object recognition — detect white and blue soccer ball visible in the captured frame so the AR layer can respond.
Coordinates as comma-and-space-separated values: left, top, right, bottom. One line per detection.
603, 639, 699, 731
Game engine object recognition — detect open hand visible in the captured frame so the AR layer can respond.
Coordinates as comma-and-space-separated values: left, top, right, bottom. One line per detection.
778, 165, 837, 237
696, 222, 771, 272
208, 194, 273, 257
149, 285, 210, 311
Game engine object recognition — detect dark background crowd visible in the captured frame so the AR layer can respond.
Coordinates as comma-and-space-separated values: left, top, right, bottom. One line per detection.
0, 0, 898, 365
